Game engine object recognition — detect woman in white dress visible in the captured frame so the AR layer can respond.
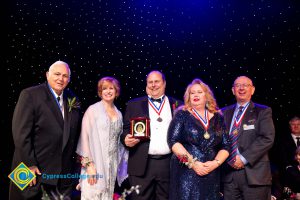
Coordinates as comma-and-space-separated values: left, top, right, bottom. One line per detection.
76, 77, 128, 200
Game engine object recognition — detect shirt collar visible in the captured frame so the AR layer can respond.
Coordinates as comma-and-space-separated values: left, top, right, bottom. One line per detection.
148, 94, 165, 100
48, 83, 63, 100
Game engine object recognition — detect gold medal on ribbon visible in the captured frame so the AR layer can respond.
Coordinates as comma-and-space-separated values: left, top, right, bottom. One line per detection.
233, 129, 238, 135
204, 131, 210, 139
192, 108, 210, 140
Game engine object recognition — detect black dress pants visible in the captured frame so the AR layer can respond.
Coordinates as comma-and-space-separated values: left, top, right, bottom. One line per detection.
129, 154, 171, 200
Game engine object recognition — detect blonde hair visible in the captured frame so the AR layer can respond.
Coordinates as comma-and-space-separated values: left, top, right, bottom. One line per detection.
97, 77, 121, 98
183, 78, 219, 113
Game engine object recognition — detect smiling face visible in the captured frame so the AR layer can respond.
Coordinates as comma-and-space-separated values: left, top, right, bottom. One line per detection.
97, 77, 120, 103
189, 84, 206, 109
99, 81, 117, 103
232, 76, 255, 104
146, 71, 166, 99
46, 61, 70, 95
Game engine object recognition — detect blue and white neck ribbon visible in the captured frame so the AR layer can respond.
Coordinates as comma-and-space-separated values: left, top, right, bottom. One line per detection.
192, 108, 209, 131
234, 102, 250, 126
148, 96, 166, 116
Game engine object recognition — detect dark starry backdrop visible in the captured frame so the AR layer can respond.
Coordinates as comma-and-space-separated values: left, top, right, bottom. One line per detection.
3, 0, 300, 198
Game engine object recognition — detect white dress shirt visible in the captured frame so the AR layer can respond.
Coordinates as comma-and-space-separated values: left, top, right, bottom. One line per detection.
148, 96, 172, 155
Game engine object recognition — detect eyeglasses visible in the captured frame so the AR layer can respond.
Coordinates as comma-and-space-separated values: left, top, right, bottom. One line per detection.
233, 83, 252, 88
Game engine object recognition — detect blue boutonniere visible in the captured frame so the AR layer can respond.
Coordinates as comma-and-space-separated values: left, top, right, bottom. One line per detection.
67, 97, 80, 112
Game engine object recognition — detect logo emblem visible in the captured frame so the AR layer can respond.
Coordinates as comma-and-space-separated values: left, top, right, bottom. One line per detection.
8, 162, 36, 190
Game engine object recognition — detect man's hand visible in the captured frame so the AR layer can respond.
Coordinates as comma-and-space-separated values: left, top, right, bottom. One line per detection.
29, 166, 41, 186
232, 155, 245, 169
125, 134, 140, 147
271, 195, 277, 200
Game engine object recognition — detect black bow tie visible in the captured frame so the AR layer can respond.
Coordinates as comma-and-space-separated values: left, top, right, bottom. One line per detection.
150, 97, 162, 103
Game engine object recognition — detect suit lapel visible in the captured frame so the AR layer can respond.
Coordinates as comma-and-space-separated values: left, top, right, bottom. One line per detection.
142, 97, 150, 117
62, 94, 71, 150
226, 105, 236, 130
44, 83, 64, 129
169, 96, 174, 113
239, 101, 255, 135
242, 102, 255, 124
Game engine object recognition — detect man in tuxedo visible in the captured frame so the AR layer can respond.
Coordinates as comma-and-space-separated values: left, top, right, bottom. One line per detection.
221, 76, 275, 200
9, 61, 81, 200
120, 70, 182, 200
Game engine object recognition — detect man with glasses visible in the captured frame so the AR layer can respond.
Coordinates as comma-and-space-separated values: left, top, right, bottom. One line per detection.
221, 76, 275, 200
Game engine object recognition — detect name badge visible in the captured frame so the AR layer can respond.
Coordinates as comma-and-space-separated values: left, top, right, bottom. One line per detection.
243, 124, 255, 130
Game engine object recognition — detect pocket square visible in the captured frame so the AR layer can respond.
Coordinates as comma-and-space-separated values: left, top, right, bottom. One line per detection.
243, 124, 255, 130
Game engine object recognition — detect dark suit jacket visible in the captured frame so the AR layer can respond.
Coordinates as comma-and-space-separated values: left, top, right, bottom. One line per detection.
285, 164, 300, 193
278, 134, 298, 170
221, 101, 275, 185
120, 96, 182, 176
11, 82, 81, 197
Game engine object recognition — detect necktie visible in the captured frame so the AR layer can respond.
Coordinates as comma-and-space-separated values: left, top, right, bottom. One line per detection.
57, 96, 63, 113
227, 106, 244, 167
296, 137, 300, 147
150, 97, 162, 103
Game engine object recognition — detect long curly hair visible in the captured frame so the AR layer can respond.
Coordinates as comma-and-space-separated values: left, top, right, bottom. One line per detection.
183, 78, 219, 114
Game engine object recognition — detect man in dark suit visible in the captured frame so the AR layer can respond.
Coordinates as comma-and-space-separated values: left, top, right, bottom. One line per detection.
9, 61, 81, 200
221, 76, 275, 200
120, 70, 182, 200
277, 116, 300, 197
278, 116, 300, 170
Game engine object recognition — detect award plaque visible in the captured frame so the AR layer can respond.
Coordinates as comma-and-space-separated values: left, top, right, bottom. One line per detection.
130, 117, 150, 140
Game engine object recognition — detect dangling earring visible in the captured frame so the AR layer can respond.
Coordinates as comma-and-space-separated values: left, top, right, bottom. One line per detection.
205, 102, 209, 108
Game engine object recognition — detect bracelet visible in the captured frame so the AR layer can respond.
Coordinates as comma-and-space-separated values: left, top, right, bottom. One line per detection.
177, 154, 197, 169
214, 159, 221, 166
80, 157, 93, 168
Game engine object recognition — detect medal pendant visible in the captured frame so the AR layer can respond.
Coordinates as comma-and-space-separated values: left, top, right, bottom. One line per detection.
157, 117, 163, 122
233, 129, 238, 135
204, 131, 210, 139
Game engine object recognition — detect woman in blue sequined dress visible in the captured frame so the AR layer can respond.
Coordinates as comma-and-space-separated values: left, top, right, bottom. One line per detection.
168, 78, 230, 200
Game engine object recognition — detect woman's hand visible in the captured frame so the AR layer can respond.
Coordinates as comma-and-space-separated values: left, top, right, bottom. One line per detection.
202, 160, 219, 173
86, 163, 97, 185
192, 161, 210, 176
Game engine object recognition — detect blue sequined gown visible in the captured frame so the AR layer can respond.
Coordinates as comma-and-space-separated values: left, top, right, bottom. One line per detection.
168, 110, 230, 200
